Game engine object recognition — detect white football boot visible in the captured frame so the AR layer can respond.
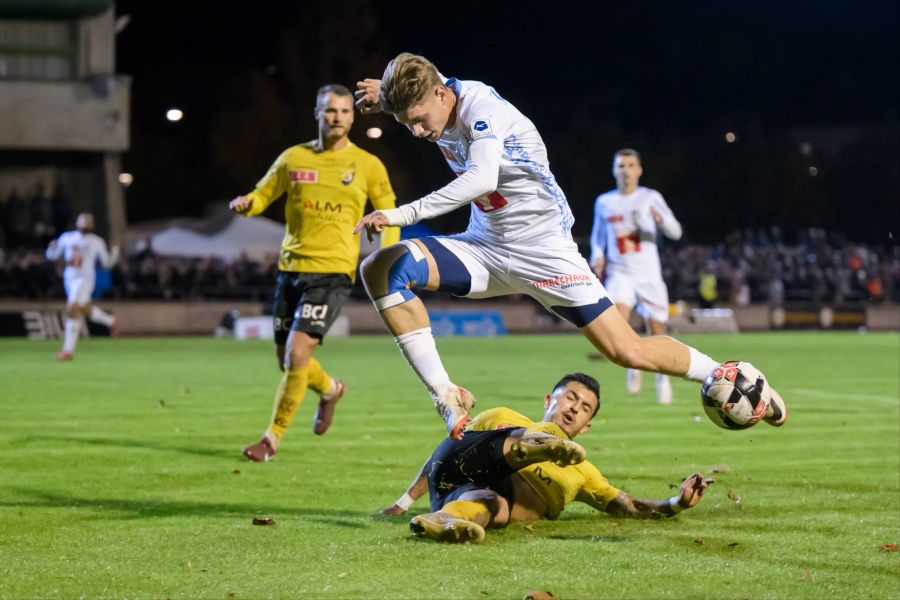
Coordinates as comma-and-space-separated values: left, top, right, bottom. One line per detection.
656, 373, 673, 405
763, 384, 788, 426
626, 369, 642, 394
434, 385, 476, 440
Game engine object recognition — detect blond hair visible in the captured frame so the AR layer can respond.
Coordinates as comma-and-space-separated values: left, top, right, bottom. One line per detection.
380, 52, 442, 115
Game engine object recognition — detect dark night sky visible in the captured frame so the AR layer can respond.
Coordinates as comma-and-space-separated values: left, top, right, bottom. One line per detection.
114, 0, 899, 243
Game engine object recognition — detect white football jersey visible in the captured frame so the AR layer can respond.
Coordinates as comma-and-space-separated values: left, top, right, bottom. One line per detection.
46, 230, 115, 280
590, 186, 682, 277
393, 78, 574, 245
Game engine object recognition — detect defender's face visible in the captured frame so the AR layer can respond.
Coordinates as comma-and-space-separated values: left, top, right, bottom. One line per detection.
542, 381, 598, 438
316, 93, 355, 139
613, 155, 643, 191
396, 86, 453, 142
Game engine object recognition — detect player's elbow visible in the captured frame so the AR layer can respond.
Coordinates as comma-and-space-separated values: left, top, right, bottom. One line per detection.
466, 168, 499, 200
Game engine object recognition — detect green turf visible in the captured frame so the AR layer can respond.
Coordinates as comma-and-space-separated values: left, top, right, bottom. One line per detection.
1, 332, 898, 599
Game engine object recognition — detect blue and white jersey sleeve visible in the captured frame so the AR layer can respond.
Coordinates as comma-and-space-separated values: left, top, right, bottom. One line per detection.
385, 134, 502, 226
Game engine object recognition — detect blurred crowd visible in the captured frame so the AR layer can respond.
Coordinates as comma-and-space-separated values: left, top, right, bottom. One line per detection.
1, 226, 897, 306
0, 247, 279, 301
658, 228, 899, 306
0, 184, 72, 250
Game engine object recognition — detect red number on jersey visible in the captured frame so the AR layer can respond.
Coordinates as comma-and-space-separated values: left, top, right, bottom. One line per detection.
615, 231, 641, 254
474, 191, 509, 212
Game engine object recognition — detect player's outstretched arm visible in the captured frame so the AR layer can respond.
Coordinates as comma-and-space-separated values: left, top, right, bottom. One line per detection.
98, 240, 119, 268
45, 238, 61, 261
379, 456, 431, 515
604, 472, 714, 519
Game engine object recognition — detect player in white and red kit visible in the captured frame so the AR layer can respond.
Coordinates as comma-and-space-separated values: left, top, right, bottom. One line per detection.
45, 213, 119, 360
353, 53, 787, 437
591, 149, 682, 404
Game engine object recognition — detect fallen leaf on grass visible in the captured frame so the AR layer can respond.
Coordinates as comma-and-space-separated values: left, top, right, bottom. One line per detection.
694, 539, 705, 545
727, 489, 744, 507
877, 544, 898, 551
252, 517, 275, 526
728, 542, 739, 548
608, 521, 620, 528
523, 591, 555, 600
524, 524, 536, 533
801, 569, 816, 581
337, 572, 347, 578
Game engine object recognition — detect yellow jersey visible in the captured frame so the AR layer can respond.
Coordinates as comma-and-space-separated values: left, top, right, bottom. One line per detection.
243, 141, 400, 277
467, 407, 620, 519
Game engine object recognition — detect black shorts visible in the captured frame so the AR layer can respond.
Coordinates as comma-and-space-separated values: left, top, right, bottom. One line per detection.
273, 271, 352, 345
426, 428, 523, 513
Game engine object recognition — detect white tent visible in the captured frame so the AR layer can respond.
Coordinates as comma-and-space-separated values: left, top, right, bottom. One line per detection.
129, 215, 284, 262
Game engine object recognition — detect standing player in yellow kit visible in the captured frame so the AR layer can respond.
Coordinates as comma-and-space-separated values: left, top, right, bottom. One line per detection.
230, 84, 399, 461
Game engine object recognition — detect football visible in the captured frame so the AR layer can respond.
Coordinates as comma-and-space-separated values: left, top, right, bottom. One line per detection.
701, 361, 769, 430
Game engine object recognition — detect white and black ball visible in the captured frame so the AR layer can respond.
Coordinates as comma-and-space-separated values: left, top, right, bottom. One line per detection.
701, 361, 769, 430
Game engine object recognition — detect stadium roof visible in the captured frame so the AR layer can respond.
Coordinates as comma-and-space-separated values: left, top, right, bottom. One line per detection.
0, 0, 112, 18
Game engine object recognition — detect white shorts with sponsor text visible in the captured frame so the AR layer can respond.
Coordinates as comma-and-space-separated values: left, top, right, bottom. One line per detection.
431, 232, 612, 327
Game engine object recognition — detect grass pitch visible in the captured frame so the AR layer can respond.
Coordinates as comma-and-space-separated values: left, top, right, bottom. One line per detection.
1, 332, 898, 599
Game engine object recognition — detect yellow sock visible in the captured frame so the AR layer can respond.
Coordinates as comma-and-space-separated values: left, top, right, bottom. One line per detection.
442, 500, 490, 527
269, 365, 310, 438
306, 356, 334, 396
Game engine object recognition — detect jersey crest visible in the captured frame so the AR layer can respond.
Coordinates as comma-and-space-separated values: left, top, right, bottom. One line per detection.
471, 118, 494, 140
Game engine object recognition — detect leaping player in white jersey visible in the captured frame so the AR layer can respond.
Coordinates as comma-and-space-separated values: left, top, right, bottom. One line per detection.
591, 149, 683, 405
353, 53, 787, 438
45, 213, 119, 360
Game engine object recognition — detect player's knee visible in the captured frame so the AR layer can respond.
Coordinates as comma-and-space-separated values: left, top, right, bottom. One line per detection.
366, 241, 430, 312
66, 304, 80, 318
286, 333, 318, 368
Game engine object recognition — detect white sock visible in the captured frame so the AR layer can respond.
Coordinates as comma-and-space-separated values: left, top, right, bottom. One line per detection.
394, 327, 453, 398
89, 306, 114, 327
685, 346, 720, 382
63, 318, 81, 353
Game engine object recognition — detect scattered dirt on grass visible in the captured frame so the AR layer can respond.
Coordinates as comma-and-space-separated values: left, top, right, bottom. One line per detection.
252, 517, 275, 525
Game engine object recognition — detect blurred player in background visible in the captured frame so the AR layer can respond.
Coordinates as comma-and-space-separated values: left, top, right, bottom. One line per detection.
45, 212, 119, 360
231, 84, 400, 462
590, 149, 683, 404
380, 373, 714, 543
352, 53, 786, 439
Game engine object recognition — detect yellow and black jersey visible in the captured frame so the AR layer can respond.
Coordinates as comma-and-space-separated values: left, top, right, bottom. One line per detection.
467, 407, 620, 519
243, 141, 399, 278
